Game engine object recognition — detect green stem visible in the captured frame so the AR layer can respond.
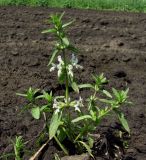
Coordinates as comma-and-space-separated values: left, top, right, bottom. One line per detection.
62, 50, 69, 104
54, 135, 69, 155
62, 49, 71, 128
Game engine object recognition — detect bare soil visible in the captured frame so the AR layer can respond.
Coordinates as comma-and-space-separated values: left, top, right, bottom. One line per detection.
0, 6, 146, 160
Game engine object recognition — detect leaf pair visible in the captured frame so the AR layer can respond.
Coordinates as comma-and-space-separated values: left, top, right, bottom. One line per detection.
16, 87, 39, 102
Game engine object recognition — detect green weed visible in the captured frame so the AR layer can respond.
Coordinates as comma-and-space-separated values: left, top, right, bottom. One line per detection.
17, 13, 131, 158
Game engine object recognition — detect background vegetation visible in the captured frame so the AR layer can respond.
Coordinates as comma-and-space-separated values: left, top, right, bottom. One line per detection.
0, 0, 146, 12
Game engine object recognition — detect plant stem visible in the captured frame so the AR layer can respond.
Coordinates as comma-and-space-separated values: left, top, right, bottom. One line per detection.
62, 50, 69, 105
54, 135, 69, 155
62, 49, 73, 140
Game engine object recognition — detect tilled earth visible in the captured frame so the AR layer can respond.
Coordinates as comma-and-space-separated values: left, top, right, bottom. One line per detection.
0, 6, 146, 160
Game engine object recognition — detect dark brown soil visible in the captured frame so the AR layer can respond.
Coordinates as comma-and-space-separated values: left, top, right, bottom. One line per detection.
0, 6, 146, 160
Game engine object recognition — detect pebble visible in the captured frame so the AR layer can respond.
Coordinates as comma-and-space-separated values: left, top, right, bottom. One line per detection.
61, 153, 90, 160
127, 148, 137, 156
11, 50, 19, 56
122, 56, 131, 62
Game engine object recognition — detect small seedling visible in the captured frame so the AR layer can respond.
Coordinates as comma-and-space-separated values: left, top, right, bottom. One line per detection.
17, 12, 131, 158
12, 136, 24, 160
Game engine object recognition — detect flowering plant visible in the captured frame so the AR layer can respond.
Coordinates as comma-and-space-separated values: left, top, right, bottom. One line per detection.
17, 12, 131, 158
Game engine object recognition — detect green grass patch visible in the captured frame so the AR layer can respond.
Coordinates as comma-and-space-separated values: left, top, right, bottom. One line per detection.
0, 0, 146, 12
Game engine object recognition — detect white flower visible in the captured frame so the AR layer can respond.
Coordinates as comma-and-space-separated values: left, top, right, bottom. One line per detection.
58, 55, 64, 65
53, 98, 58, 108
71, 54, 83, 69
79, 97, 84, 107
71, 54, 78, 66
74, 97, 84, 112
49, 54, 83, 79
55, 108, 60, 114
57, 67, 62, 78
50, 63, 56, 72
68, 65, 73, 77
74, 104, 81, 112
53, 98, 60, 114
56, 55, 65, 78
49, 55, 65, 79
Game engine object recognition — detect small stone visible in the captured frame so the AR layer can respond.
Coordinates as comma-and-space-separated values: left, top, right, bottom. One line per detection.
102, 44, 110, 48
61, 153, 90, 160
111, 35, 116, 38
126, 148, 136, 156
93, 27, 100, 30
11, 51, 19, 56
122, 56, 131, 62
29, 59, 40, 67
131, 35, 137, 40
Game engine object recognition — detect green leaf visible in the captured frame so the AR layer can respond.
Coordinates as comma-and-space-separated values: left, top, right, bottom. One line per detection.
117, 112, 130, 134
16, 93, 27, 97
49, 112, 61, 140
48, 49, 59, 66
88, 136, 94, 148
62, 20, 74, 28
71, 82, 79, 93
59, 12, 65, 21
78, 141, 94, 158
26, 87, 39, 102
125, 88, 129, 95
98, 98, 114, 104
57, 128, 66, 142
40, 105, 50, 112
72, 115, 92, 123
112, 88, 118, 97
78, 84, 94, 89
62, 37, 69, 46
67, 45, 78, 53
103, 90, 112, 98
41, 28, 56, 34
90, 110, 97, 121
31, 107, 40, 119
54, 153, 61, 160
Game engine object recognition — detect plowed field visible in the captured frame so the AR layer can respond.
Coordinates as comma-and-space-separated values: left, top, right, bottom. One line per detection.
0, 6, 146, 160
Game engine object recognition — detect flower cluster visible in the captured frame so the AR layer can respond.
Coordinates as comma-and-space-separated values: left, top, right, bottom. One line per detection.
74, 97, 84, 112
50, 54, 83, 78
50, 55, 64, 78
71, 54, 83, 69
53, 97, 84, 114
